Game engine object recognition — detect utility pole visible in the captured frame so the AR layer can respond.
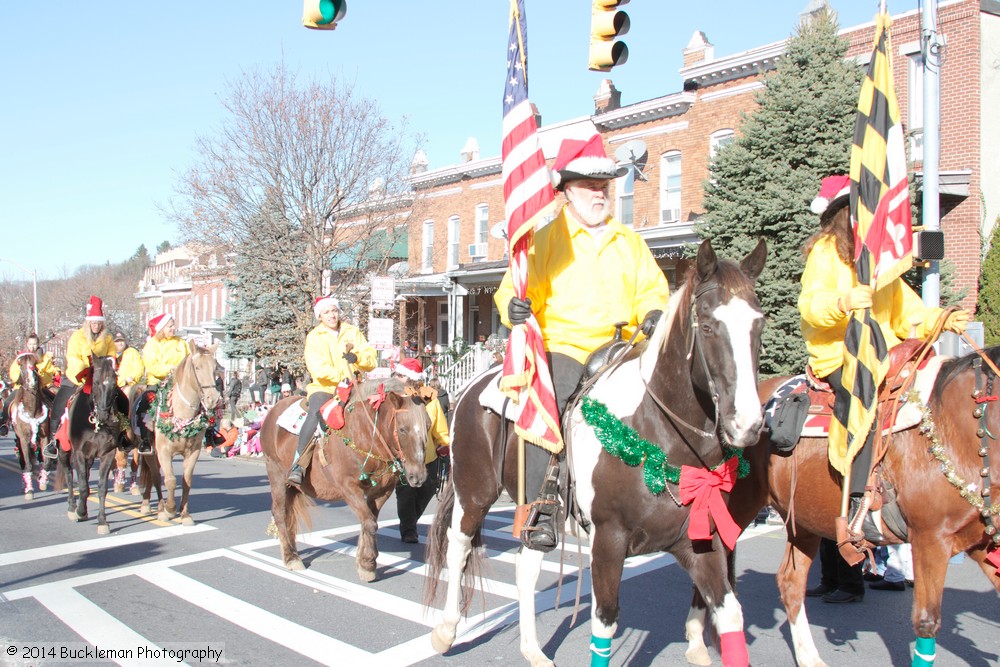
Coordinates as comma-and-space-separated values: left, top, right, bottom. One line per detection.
921, 0, 942, 307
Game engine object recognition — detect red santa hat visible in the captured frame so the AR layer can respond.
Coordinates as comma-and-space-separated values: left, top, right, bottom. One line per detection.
313, 295, 340, 318
393, 357, 424, 381
84, 295, 105, 321
551, 133, 627, 191
810, 174, 851, 215
147, 313, 173, 337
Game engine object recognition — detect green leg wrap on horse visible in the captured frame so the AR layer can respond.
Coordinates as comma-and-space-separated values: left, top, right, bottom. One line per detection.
590, 635, 611, 667
912, 636, 936, 667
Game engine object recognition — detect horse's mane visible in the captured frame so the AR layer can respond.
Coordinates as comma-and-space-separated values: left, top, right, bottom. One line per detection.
357, 377, 407, 400
931, 345, 1000, 407
680, 257, 758, 302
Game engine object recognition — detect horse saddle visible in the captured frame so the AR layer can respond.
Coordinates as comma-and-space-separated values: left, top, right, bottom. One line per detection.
763, 342, 950, 442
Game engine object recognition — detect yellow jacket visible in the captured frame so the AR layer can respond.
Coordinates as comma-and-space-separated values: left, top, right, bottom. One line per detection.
422, 397, 450, 465
495, 205, 670, 363
9, 353, 59, 388
799, 235, 946, 378
304, 323, 377, 397
66, 327, 116, 386
142, 336, 191, 386
116, 346, 145, 387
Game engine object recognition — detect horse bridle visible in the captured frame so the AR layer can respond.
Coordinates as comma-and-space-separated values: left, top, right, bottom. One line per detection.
175, 354, 219, 413
355, 397, 411, 471
89, 359, 119, 431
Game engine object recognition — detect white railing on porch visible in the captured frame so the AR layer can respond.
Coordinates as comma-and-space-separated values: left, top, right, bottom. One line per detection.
436, 344, 497, 397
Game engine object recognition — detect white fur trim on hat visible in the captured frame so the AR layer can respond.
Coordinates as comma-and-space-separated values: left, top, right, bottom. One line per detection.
313, 295, 340, 318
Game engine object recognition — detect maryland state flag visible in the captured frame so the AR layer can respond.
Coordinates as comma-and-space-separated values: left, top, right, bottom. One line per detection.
829, 9, 914, 475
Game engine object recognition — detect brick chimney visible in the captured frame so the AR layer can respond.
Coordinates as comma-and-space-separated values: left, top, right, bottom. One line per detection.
683, 31, 714, 68
594, 79, 622, 114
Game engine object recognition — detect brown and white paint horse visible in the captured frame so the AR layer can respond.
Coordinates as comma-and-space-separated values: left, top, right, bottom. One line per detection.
425, 239, 767, 667
9, 353, 52, 499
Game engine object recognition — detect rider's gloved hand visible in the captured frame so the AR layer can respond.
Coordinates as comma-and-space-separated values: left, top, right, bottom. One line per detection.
840, 285, 873, 313
640, 310, 662, 338
508, 297, 532, 326
343, 352, 358, 364
435, 445, 450, 458
944, 309, 971, 334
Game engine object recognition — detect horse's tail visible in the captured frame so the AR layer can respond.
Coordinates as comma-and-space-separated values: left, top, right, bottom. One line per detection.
287, 487, 316, 532
423, 477, 485, 612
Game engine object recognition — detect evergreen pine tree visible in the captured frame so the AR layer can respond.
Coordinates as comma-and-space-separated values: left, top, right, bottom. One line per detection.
694, 8, 862, 375
977, 219, 1000, 346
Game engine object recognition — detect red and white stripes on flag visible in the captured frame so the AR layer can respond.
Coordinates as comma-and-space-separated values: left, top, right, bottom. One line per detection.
500, 0, 562, 452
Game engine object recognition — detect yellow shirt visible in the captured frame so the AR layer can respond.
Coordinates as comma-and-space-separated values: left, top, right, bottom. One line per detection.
142, 336, 190, 385
304, 322, 377, 397
65, 327, 116, 386
422, 397, 450, 465
116, 346, 145, 387
9, 353, 59, 388
495, 205, 670, 363
799, 235, 945, 378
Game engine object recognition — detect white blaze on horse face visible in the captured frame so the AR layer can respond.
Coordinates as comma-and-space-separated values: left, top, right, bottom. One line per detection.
712, 298, 763, 443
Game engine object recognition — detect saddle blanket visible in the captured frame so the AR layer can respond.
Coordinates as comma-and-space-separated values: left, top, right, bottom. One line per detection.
764, 354, 950, 439
478, 366, 524, 422
275, 401, 309, 435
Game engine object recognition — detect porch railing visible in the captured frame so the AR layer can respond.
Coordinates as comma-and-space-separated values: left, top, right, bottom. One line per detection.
436, 344, 497, 397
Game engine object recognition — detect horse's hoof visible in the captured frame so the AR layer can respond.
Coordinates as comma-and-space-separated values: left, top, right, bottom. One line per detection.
285, 558, 305, 571
528, 657, 554, 667
430, 625, 456, 654
38, 482, 48, 492
97, 525, 110, 536
67, 511, 77, 521
23, 491, 34, 501
130, 485, 140, 497
140, 502, 151, 514
181, 516, 195, 526
685, 646, 712, 666
75, 513, 88, 522
357, 567, 377, 583
157, 511, 171, 522
114, 483, 124, 493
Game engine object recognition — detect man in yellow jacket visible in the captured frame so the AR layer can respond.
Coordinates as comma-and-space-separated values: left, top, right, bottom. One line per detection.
287, 295, 377, 487
392, 357, 450, 543
46, 296, 117, 458
494, 134, 670, 550
137, 313, 190, 452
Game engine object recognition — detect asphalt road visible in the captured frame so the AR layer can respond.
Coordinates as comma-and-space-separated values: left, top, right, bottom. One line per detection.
0, 436, 996, 667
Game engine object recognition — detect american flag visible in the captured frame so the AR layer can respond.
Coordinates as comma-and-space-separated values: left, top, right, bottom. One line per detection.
499, 0, 562, 452
829, 9, 912, 476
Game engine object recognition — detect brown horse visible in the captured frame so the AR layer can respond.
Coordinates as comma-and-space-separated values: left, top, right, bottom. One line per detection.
684, 347, 1000, 667
425, 239, 767, 667
260, 378, 431, 582
9, 353, 52, 500
139, 343, 222, 524
58, 354, 129, 534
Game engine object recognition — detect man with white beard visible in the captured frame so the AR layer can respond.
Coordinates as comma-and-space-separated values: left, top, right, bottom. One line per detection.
495, 133, 670, 550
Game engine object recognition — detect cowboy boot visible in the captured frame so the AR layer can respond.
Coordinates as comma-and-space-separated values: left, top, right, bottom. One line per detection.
286, 465, 304, 488
849, 493, 886, 543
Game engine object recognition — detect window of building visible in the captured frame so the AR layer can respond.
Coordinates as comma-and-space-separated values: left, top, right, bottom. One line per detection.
709, 129, 735, 160
659, 151, 682, 224
422, 220, 434, 273
616, 168, 634, 227
475, 204, 489, 245
448, 215, 461, 269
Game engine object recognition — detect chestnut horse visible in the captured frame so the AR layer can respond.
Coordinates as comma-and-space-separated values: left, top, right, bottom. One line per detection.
260, 378, 431, 582
425, 239, 768, 667
58, 354, 129, 534
138, 343, 222, 524
9, 353, 52, 500
684, 347, 1000, 667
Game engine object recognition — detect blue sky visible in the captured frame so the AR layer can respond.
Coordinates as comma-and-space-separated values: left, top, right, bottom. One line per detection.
0, 1, 884, 280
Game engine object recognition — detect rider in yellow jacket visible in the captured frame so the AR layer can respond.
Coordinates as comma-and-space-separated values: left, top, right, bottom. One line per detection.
113, 332, 145, 388
287, 296, 377, 487
8, 334, 59, 389
137, 313, 190, 452
493, 134, 670, 551
46, 296, 116, 457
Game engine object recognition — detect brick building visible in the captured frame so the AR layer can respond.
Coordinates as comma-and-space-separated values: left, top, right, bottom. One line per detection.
397, 0, 999, 351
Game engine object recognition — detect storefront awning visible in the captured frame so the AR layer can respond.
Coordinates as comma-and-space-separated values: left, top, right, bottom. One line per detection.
330, 229, 408, 271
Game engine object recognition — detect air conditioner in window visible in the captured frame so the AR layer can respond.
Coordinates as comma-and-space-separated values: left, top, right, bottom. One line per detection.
468, 242, 488, 257
661, 209, 681, 224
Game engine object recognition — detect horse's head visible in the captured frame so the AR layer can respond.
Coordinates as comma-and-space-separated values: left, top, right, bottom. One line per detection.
377, 382, 431, 488
687, 238, 767, 449
90, 355, 119, 423
188, 343, 222, 413
16, 353, 39, 392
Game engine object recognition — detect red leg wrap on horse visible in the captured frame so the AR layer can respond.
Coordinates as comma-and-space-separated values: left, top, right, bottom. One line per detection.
720, 631, 749, 667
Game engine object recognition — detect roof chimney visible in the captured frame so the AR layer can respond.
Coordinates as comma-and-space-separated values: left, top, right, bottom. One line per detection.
683, 31, 714, 68
594, 79, 622, 114
460, 137, 480, 163
410, 149, 429, 175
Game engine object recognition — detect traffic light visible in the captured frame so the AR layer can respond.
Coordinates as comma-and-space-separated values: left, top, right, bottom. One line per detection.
302, 0, 346, 30
589, 0, 630, 72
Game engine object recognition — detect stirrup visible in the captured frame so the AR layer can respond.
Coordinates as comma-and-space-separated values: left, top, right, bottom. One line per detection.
42, 442, 59, 460
848, 494, 885, 544
286, 464, 304, 488
520, 498, 559, 552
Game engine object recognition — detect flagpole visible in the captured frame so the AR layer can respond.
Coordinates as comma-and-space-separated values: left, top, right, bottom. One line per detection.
920, 0, 942, 308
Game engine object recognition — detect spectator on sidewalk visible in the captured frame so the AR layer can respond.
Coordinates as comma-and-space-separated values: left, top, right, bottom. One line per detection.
807, 537, 865, 603
227, 372, 243, 421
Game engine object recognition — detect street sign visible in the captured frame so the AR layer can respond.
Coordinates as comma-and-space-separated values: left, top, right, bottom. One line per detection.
368, 317, 394, 350
371, 276, 395, 310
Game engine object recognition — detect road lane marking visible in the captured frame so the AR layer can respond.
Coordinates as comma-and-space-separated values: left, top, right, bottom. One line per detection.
0, 524, 215, 568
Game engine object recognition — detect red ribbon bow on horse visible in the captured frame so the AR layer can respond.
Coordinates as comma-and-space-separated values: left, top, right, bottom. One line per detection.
367, 383, 387, 412
679, 457, 741, 550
